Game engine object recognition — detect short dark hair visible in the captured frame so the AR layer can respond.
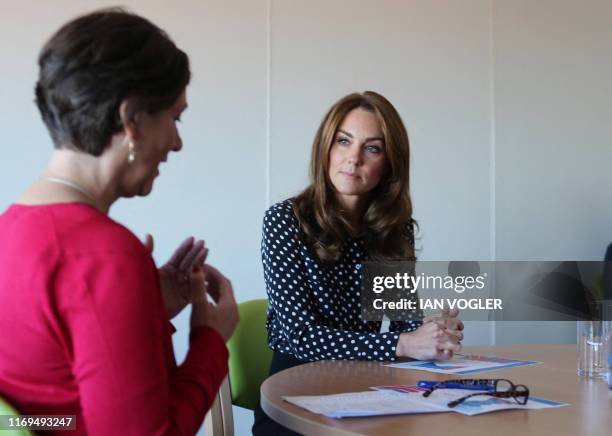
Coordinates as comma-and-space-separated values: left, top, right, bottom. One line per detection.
35, 8, 190, 155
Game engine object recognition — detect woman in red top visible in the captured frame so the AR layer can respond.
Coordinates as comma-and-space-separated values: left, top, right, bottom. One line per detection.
0, 8, 238, 435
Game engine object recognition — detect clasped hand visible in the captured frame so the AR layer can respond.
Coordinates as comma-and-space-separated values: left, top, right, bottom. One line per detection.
396, 307, 464, 361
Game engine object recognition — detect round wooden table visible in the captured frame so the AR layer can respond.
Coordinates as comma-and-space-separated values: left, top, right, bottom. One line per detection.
260, 345, 612, 436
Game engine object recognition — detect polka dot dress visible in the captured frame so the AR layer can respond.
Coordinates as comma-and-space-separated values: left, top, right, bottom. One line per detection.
262, 199, 422, 362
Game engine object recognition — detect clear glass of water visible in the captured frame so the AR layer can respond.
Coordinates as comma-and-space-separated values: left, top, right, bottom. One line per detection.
608, 337, 612, 388
604, 301, 612, 387
577, 319, 608, 379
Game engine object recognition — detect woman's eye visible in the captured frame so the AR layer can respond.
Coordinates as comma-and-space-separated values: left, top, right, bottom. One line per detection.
366, 144, 382, 153
336, 137, 350, 145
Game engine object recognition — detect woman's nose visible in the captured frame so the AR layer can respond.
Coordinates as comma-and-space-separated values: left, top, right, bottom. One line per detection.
346, 147, 362, 165
172, 133, 183, 152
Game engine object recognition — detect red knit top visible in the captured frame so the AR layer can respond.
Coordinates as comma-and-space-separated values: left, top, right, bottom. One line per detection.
0, 203, 228, 435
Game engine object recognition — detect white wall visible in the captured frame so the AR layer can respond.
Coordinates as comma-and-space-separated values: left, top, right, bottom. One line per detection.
494, 0, 612, 344
1, 1, 611, 434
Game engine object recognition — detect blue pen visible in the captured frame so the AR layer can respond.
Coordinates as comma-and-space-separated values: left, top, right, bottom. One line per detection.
417, 380, 495, 391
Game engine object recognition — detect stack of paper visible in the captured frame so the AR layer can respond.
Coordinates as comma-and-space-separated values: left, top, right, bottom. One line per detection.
283, 388, 567, 419
386, 353, 539, 375
283, 390, 444, 419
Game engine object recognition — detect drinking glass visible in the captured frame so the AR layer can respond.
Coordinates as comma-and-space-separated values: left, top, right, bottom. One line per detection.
604, 301, 612, 387
577, 320, 607, 378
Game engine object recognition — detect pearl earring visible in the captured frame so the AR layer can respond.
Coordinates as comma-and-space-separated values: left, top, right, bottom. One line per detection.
127, 141, 135, 163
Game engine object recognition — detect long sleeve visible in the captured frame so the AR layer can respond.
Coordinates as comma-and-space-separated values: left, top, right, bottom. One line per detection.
262, 202, 414, 362
56, 248, 228, 435
0, 204, 228, 436
389, 320, 422, 333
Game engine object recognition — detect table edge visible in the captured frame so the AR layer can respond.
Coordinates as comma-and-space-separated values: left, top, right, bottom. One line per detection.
260, 380, 362, 436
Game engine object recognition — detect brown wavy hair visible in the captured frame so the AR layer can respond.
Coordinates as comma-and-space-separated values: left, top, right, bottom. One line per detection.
293, 91, 416, 263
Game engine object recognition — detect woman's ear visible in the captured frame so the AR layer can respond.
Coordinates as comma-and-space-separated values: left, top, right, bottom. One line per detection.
118, 98, 140, 141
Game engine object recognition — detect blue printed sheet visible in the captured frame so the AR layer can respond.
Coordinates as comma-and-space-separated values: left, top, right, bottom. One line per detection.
386, 353, 539, 374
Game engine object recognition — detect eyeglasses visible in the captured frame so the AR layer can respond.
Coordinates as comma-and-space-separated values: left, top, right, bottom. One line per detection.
422, 378, 530, 408
447, 384, 529, 408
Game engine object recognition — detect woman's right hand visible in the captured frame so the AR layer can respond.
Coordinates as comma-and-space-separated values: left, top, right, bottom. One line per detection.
189, 264, 239, 342
395, 321, 462, 360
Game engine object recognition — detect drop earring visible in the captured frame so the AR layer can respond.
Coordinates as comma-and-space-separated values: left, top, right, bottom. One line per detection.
127, 141, 135, 163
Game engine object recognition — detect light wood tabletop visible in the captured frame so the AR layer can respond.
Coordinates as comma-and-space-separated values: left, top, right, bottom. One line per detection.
260, 344, 612, 436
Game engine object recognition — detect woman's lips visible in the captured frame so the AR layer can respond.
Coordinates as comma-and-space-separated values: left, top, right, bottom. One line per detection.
340, 171, 359, 179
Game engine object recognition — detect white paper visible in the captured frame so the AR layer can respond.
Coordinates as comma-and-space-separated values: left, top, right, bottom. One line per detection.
283, 388, 568, 419
386, 353, 539, 375
283, 390, 446, 418
420, 388, 568, 416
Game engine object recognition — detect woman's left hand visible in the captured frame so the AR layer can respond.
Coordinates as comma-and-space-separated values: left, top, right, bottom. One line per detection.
424, 307, 464, 344
144, 234, 209, 319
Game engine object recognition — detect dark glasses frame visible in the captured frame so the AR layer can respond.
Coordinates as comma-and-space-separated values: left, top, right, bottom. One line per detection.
447, 384, 530, 408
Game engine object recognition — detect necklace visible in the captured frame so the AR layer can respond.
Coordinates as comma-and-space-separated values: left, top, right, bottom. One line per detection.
42, 176, 99, 208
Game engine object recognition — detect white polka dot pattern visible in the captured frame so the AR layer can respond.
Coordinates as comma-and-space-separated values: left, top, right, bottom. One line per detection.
261, 199, 421, 362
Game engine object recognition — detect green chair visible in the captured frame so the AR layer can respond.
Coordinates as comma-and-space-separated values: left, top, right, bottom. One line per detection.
205, 299, 273, 436
0, 396, 32, 436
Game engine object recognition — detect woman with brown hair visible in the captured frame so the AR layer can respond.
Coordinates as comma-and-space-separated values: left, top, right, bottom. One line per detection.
253, 91, 463, 434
